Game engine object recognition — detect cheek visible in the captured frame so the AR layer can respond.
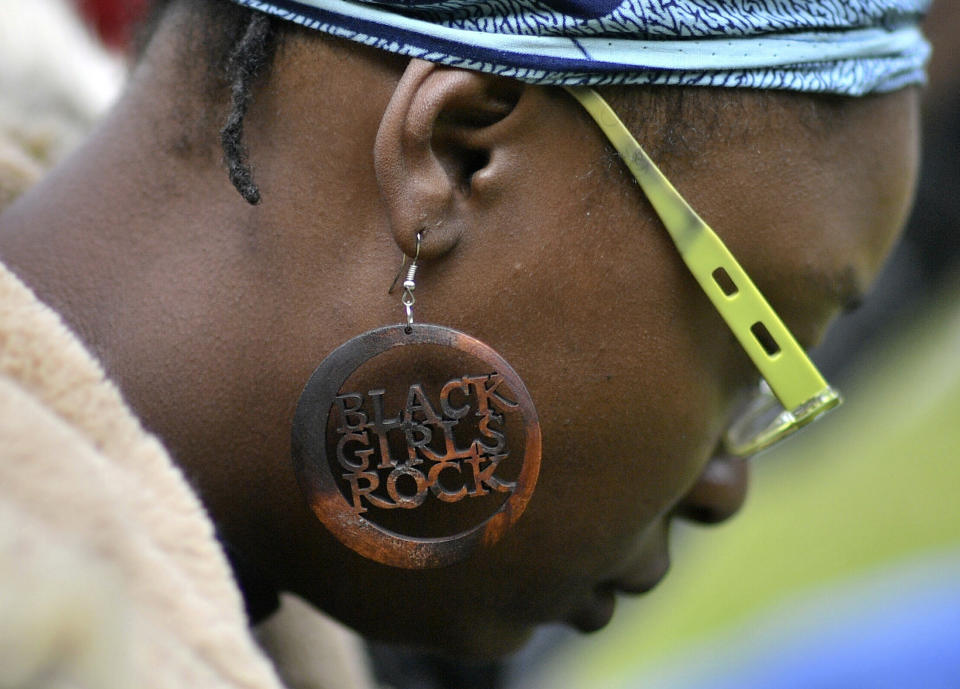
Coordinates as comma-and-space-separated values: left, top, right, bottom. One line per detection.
483, 350, 729, 628
531, 345, 726, 537
494, 217, 737, 583
415, 138, 749, 613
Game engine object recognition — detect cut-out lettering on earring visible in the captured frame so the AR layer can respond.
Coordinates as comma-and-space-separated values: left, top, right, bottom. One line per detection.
291, 236, 540, 569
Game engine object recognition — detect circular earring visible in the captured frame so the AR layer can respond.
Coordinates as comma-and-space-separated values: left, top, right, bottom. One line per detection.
291, 235, 541, 569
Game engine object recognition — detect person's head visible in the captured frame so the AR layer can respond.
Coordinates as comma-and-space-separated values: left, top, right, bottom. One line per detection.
3, 0, 926, 658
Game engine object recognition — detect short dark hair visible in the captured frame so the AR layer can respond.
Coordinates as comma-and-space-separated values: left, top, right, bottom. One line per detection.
142, 0, 283, 204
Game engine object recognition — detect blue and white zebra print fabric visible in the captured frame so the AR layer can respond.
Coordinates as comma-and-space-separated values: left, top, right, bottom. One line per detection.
230, 0, 931, 94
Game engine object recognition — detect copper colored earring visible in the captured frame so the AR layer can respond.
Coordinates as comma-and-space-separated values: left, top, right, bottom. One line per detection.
291, 235, 541, 569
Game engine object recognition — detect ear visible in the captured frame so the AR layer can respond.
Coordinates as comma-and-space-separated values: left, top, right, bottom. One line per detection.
373, 61, 525, 260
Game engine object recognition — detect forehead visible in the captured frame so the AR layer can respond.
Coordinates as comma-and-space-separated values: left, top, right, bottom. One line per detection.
598, 87, 830, 165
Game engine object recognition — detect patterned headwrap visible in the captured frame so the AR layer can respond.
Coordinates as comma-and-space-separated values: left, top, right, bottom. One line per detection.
229, 0, 931, 95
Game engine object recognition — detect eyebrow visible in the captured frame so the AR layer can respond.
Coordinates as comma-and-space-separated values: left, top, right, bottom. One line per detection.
783, 264, 865, 350
842, 294, 865, 314
831, 264, 867, 315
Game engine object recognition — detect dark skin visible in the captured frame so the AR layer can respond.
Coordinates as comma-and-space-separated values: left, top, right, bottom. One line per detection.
0, 4, 919, 658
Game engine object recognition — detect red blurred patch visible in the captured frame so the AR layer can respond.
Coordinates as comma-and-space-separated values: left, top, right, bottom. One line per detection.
73, 0, 149, 50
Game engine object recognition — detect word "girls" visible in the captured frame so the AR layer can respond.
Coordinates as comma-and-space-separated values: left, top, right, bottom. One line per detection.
333, 373, 518, 513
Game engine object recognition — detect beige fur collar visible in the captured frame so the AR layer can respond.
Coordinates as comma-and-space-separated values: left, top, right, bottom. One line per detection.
0, 260, 286, 688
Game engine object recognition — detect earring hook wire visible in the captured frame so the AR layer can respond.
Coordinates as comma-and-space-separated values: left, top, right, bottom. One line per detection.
388, 233, 422, 325
388, 233, 423, 295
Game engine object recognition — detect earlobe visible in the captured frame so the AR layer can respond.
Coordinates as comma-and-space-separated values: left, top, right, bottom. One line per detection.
373, 60, 524, 259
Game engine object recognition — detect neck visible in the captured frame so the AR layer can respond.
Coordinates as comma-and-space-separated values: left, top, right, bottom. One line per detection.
0, 42, 230, 358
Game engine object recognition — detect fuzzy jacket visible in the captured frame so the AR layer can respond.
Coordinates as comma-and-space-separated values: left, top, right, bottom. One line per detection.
0, 257, 380, 689
1, 4, 376, 681
0, 257, 377, 689
0, 218, 375, 689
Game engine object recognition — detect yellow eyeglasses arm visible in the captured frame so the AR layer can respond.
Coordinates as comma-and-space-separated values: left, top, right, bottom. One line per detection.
565, 86, 840, 419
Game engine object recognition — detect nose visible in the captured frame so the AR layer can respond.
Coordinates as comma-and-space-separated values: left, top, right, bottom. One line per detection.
674, 453, 750, 524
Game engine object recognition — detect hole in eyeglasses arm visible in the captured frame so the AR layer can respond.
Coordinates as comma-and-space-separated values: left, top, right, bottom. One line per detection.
750, 322, 781, 356
712, 267, 739, 296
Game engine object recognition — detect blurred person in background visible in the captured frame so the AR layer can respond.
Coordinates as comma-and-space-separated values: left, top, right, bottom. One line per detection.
0, 1, 932, 688
0, 0, 124, 206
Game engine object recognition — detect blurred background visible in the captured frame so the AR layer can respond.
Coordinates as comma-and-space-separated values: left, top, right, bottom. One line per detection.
1, 1, 956, 687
